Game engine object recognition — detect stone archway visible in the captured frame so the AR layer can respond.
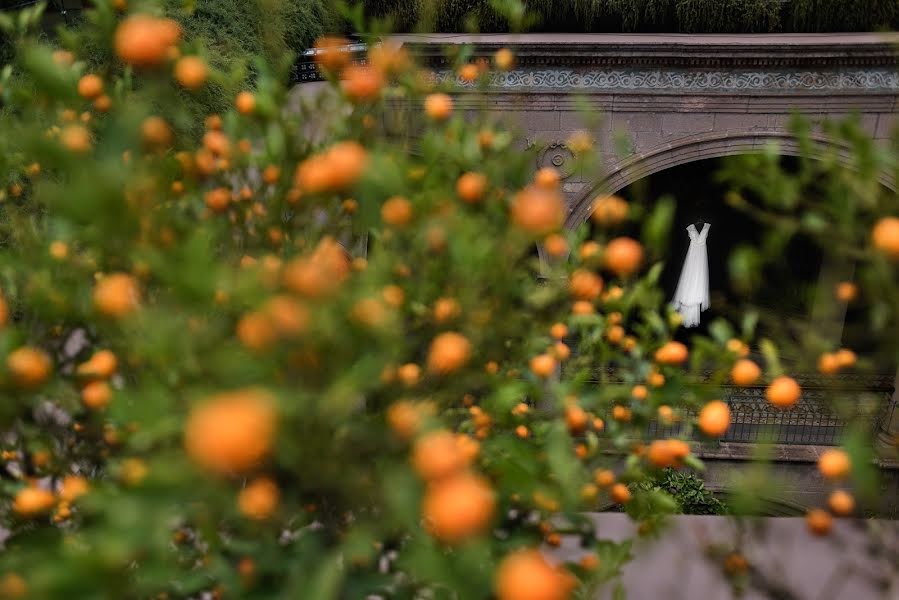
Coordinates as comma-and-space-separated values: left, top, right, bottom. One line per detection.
565, 130, 897, 229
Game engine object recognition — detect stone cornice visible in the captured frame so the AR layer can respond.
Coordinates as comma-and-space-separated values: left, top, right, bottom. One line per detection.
394, 33, 899, 70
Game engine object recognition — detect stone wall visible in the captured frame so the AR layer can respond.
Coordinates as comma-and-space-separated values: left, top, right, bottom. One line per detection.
396, 32, 899, 228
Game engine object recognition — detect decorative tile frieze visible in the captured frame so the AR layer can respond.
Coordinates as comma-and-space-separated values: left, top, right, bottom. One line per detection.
435, 69, 899, 93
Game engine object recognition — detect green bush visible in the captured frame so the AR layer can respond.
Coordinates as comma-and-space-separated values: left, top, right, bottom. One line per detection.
787, 0, 899, 32
638, 469, 728, 515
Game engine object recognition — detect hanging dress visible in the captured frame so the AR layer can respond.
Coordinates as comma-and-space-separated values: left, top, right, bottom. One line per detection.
671, 222, 710, 328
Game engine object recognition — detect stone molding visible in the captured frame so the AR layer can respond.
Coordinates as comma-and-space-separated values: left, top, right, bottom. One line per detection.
396, 33, 899, 70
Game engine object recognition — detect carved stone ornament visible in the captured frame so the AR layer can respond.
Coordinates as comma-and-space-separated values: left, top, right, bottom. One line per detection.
532, 140, 576, 179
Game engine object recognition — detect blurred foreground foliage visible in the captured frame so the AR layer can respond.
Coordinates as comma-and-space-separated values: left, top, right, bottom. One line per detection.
0, 1, 897, 598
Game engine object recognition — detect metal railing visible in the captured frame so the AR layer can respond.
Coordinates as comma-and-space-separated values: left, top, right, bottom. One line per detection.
646, 385, 893, 446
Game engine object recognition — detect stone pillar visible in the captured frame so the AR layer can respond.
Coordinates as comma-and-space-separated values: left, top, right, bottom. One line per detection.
875, 368, 899, 456
807, 259, 854, 347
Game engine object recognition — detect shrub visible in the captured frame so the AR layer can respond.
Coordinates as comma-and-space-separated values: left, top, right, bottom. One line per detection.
0, 0, 896, 597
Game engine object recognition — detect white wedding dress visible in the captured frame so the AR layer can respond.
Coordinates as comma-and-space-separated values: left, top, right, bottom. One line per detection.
671, 222, 710, 328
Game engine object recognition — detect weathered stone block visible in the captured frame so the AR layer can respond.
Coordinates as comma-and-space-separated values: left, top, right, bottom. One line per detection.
661, 113, 715, 136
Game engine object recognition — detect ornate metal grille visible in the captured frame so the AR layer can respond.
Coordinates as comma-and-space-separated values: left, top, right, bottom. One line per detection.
646, 384, 893, 446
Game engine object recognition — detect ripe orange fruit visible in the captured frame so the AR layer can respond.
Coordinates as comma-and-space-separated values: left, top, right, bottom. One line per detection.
534, 167, 560, 190
594, 469, 615, 487
427, 332, 471, 374
610, 483, 631, 504
495, 549, 574, 600
657, 405, 674, 424
591, 195, 629, 226
654, 341, 688, 365
550, 323, 568, 340
458, 63, 480, 83
605, 325, 624, 344
572, 301, 594, 315
648, 371, 665, 387
478, 128, 495, 150
7, 347, 52, 388
603, 237, 643, 277
282, 237, 350, 298
433, 297, 461, 323
515, 425, 529, 438
457, 172, 488, 203
141, 116, 172, 149
387, 401, 435, 440
424, 93, 453, 121
494, 48, 515, 70
77, 349, 118, 380
263, 295, 309, 337
236, 311, 277, 351
698, 400, 730, 437
342, 65, 385, 103
93, 94, 112, 112
59, 475, 89, 502
235, 91, 256, 115
647, 439, 689, 468
60, 124, 91, 153
631, 385, 648, 400
114, 15, 181, 68
818, 448, 851, 480
510, 186, 565, 235
412, 430, 466, 481
817, 352, 840, 375
723, 553, 749, 575
313, 36, 350, 73
565, 404, 588, 434
423, 472, 495, 543
612, 405, 631, 422
835, 281, 858, 302
397, 363, 421, 387
730, 359, 761, 385
806, 509, 832, 536
12, 487, 55, 517
828, 489, 855, 516
204, 187, 230, 213
93, 273, 140, 318
53, 49, 75, 66
205, 114, 223, 130
543, 234, 568, 258
0, 573, 27, 598
295, 141, 368, 194
871, 216, 899, 260
368, 40, 410, 76
77, 74, 104, 99
579, 240, 602, 262
260, 165, 281, 185
766, 376, 801, 408
120, 458, 148, 486
238, 477, 279, 520
174, 56, 208, 89
552, 341, 570, 360
203, 130, 231, 157
381, 196, 413, 227
81, 380, 112, 410
351, 298, 389, 328
529, 353, 557, 378
834, 348, 856, 368
568, 269, 603, 300
184, 388, 277, 475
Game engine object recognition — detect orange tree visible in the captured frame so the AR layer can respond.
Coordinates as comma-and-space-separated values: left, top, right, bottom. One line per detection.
0, 1, 898, 598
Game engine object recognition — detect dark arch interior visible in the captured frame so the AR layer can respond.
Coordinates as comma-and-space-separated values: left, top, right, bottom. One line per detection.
609, 157, 824, 344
